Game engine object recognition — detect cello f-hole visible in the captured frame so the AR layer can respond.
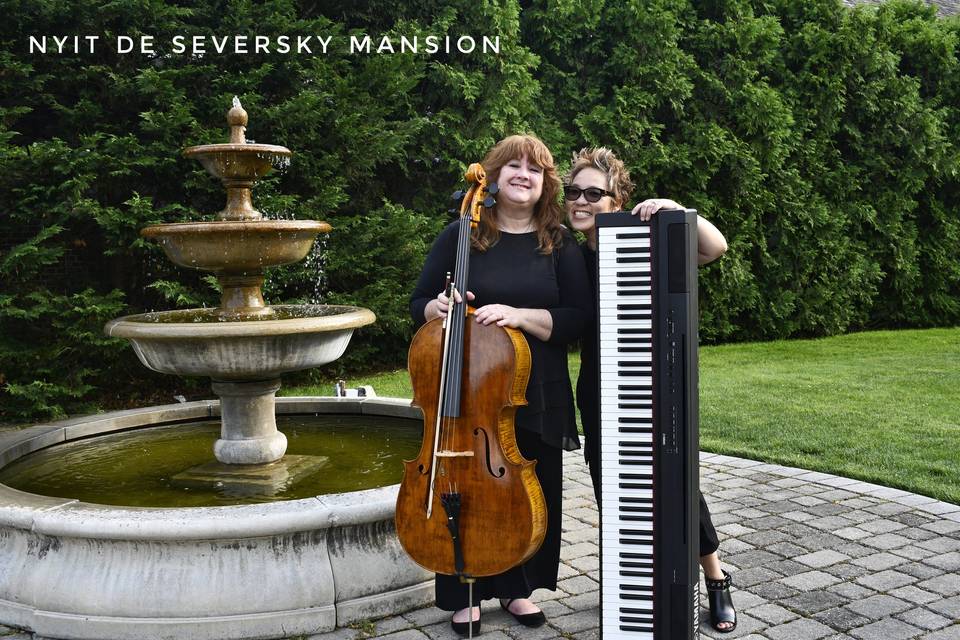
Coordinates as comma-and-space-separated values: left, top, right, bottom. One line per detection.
474, 427, 506, 478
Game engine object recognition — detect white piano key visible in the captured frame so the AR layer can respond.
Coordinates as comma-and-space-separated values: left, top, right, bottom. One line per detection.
598, 260, 651, 269
598, 274, 651, 283
600, 238, 651, 247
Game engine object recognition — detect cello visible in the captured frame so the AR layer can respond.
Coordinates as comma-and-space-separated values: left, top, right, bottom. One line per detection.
396, 163, 547, 587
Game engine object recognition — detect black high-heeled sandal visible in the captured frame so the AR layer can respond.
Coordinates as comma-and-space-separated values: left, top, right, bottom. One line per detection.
705, 570, 737, 633
450, 607, 481, 637
500, 599, 546, 628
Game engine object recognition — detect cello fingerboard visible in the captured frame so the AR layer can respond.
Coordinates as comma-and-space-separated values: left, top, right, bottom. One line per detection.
596, 210, 700, 640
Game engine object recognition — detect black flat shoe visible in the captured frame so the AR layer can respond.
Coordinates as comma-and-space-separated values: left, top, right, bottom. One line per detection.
500, 599, 546, 628
705, 570, 737, 633
450, 608, 481, 637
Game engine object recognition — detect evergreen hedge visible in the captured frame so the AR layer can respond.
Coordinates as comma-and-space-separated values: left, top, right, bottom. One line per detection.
1, 0, 958, 420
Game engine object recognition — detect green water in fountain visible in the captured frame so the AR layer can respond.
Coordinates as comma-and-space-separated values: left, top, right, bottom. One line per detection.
0, 415, 421, 508
134, 304, 356, 323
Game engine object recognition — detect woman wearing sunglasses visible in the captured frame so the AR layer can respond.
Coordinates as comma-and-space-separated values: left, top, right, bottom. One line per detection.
410, 134, 591, 636
564, 147, 736, 633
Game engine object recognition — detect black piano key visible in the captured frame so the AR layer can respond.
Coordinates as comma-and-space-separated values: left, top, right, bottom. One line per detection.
620, 570, 654, 578
614, 232, 649, 239
615, 247, 650, 254
617, 384, 652, 390
619, 621, 655, 629
618, 429, 652, 436
620, 559, 654, 567
621, 585, 654, 593
617, 417, 650, 424
617, 328, 651, 334
616, 347, 651, 354
616, 314, 651, 320
619, 483, 652, 490
619, 473, 653, 480
619, 515, 654, 522
616, 304, 652, 311
618, 402, 652, 408
616, 271, 647, 277
617, 370, 652, 376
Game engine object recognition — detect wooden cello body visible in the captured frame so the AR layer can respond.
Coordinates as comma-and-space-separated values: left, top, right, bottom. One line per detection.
396, 164, 547, 579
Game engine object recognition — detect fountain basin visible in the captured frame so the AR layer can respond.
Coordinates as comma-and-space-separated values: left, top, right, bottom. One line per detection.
141, 220, 331, 273
183, 143, 292, 181
105, 305, 375, 379
0, 397, 433, 640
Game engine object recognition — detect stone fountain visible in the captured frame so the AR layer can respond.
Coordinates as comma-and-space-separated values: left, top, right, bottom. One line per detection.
0, 100, 432, 640
106, 97, 374, 472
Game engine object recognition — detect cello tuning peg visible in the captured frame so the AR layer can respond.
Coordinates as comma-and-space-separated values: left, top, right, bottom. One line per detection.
451, 190, 466, 201
486, 182, 499, 195
482, 196, 496, 209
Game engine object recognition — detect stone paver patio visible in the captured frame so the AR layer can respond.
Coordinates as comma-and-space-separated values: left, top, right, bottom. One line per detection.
312, 450, 960, 640
1, 450, 957, 640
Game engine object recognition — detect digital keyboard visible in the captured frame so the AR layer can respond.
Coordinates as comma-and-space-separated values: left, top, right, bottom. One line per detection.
596, 210, 700, 640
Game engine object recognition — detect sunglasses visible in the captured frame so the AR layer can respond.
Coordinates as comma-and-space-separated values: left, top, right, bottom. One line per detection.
563, 185, 614, 203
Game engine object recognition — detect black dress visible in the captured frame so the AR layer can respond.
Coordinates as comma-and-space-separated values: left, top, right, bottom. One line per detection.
576, 242, 720, 557
410, 221, 591, 609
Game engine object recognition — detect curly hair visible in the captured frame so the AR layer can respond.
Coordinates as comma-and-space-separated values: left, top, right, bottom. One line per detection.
473, 134, 565, 254
567, 147, 635, 210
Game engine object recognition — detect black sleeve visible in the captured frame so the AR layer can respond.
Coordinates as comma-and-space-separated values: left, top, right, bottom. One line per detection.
410, 220, 461, 328
546, 231, 591, 345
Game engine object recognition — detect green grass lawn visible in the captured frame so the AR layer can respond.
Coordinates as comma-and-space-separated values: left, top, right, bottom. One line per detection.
284, 327, 960, 504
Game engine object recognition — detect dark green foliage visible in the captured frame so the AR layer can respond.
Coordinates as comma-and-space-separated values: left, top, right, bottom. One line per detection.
2, 0, 959, 420
523, 0, 959, 342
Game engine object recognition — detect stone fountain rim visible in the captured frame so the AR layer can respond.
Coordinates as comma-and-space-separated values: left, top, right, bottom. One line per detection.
0, 396, 420, 541
182, 142, 292, 158
141, 220, 332, 236
104, 305, 376, 339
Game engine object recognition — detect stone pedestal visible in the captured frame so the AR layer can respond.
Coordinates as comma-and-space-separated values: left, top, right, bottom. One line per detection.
212, 379, 285, 464
171, 455, 328, 498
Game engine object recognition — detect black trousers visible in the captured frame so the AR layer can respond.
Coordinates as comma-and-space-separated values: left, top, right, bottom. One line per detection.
585, 434, 720, 558
435, 427, 563, 611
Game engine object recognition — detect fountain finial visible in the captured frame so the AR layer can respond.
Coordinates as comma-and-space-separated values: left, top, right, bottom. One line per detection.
227, 97, 248, 144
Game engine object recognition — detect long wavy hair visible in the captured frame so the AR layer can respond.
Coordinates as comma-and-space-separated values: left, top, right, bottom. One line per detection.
472, 134, 565, 255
